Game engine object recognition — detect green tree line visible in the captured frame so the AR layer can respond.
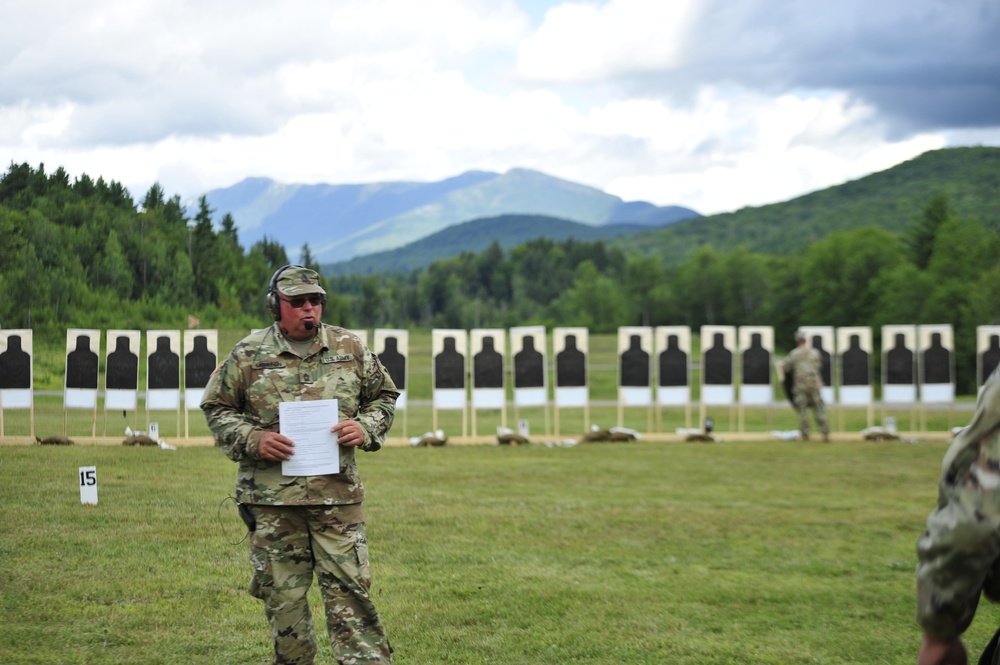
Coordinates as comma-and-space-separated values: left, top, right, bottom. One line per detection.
3, 161, 999, 394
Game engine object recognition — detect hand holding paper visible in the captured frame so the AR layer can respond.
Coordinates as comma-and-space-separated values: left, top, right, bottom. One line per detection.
279, 399, 340, 476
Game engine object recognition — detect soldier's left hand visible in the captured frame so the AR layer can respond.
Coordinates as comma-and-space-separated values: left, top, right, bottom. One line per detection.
331, 419, 365, 447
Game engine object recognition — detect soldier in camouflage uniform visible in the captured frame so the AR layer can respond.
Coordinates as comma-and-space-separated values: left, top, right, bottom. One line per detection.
202, 265, 398, 665
781, 330, 830, 442
916, 370, 1000, 665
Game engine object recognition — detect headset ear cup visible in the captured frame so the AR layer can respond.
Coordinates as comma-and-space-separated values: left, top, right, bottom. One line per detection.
266, 291, 281, 321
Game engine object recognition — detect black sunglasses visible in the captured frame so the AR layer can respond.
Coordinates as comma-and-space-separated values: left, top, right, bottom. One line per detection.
278, 295, 325, 308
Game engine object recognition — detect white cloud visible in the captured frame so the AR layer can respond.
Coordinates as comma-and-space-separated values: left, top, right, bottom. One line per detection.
516, 0, 697, 81
0, 0, 996, 218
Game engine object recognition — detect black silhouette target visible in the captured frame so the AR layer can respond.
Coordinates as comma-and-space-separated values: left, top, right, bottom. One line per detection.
885, 333, 914, 385
148, 335, 180, 390
66, 334, 99, 389
620, 335, 650, 387
704, 332, 733, 385
379, 336, 407, 390
841, 335, 870, 386
741, 333, 770, 385
184, 335, 217, 389
659, 335, 688, 387
106, 335, 139, 390
982, 333, 1000, 385
435, 336, 466, 389
0, 335, 31, 389
556, 334, 586, 387
811, 335, 832, 387
473, 336, 504, 388
514, 336, 544, 389
922, 332, 951, 384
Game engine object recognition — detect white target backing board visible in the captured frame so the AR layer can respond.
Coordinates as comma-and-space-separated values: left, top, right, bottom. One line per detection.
798, 326, 835, 405
977, 325, 1000, 390
553, 327, 589, 408
0, 329, 33, 409
882, 325, 917, 404
471, 329, 507, 410
146, 330, 181, 411
432, 329, 467, 410
700, 326, 736, 405
918, 324, 954, 403
737, 326, 774, 405
374, 329, 408, 410
618, 327, 653, 406
655, 326, 690, 406
183, 330, 218, 410
64, 329, 100, 409
105, 330, 140, 411
510, 326, 548, 407
836, 327, 873, 406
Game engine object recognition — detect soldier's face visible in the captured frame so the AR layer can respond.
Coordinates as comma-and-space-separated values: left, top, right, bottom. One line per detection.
278, 295, 323, 340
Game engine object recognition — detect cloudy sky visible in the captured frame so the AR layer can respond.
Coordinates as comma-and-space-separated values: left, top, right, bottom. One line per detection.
1, 0, 998, 216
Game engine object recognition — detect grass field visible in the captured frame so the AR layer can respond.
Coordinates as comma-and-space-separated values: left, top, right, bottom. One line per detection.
3, 437, 999, 664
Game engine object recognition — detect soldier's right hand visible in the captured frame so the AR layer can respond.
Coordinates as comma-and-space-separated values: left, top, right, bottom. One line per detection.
917, 634, 967, 665
258, 432, 295, 461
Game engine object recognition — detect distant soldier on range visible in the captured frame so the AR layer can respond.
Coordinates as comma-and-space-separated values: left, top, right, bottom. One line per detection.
781, 330, 830, 442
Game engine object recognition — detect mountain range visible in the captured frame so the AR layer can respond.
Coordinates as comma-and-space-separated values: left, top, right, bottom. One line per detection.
192, 168, 699, 265
193, 146, 1000, 277
616, 146, 1000, 268
323, 213, 653, 276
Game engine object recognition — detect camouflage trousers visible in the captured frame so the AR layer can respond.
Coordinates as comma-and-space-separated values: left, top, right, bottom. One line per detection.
248, 503, 393, 665
792, 388, 829, 436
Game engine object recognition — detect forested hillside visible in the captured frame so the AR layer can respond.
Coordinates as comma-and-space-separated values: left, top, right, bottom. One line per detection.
0, 163, 299, 336
620, 147, 1000, 267
3, 148, 1000, 393
323, 214, 649, 276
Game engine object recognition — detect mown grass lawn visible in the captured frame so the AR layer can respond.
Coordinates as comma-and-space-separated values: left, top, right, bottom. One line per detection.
2, 437, 997, 664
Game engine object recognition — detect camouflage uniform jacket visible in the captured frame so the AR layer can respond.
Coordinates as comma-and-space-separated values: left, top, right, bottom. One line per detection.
201, 323, 398, 506
917, 371, 1000, 639
781, 345, 823, 394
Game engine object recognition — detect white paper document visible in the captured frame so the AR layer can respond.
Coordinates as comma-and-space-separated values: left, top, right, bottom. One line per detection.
279, 399, 340, 476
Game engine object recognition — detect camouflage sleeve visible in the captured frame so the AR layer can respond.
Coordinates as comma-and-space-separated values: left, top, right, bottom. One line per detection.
916, 485, 1000, 639
356, 345, 399, 453
916, 376, 1000, 639
200, 349, 264, 462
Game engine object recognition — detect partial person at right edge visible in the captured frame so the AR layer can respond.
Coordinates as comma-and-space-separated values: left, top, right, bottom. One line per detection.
916, 369, 1000, 665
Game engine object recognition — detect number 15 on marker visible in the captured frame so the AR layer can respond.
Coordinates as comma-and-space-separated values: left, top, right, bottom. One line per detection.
79, 466, 98, 506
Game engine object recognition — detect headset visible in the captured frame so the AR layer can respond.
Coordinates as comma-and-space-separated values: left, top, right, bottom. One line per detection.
266, 264, 302, 321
